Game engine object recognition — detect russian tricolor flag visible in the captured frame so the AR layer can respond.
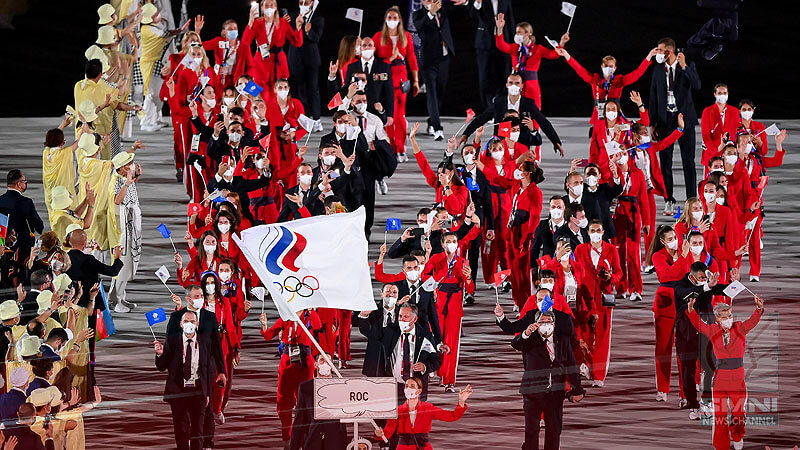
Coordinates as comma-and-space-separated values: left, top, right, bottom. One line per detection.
0, 213, 8, 246
95, 281, 116, 342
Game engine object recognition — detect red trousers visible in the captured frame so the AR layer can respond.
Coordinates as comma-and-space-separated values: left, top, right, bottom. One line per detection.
388, 65, 408, 155
590, 307, 613, 382
480, 229, 511, 285
613, 211, 643, 295
711, 371, 747, 449
643, 190, 657, 256
277, 355, 314, 441
316, 308, 338, 356
336, 309, 352, 362
509, 242, 532, 309
173, 117, 189, 170
745, 216, 762, 277
212, 351, 235, 414
654, 313, 676, 393
435, 291, 463, 386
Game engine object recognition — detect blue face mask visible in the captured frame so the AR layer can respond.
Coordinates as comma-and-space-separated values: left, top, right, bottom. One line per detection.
226, 30, 238, 40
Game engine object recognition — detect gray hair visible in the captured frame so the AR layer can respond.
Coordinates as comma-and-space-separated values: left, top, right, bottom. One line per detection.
535, 310, 555, 322
713, 302, 732, 317
398, 303, 418, 316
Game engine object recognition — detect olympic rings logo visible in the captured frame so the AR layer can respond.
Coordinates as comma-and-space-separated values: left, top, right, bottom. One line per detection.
273, 275, 320, 303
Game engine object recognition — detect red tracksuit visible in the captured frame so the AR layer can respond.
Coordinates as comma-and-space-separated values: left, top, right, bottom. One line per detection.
315, 308, 338, 356
740, 149, 784, 278
261, 311, 321, 441
210, 292, 240, 415
495, 37, 558, 108
240, 17, 303, 100
700, 103, 740, 167
428, 251, 473, 385
687, 308, 762, 450
613, 166, 651, 296
382, 401, 467, 450
574, 241, 622, 382
589, 111, 649, 182
375, 262, 407, 284
479, 156, 515, 285
565, 55, 651, 128
161, 52, 191, 171
413, 151, 469, 216
374, 31, 418, 155
336, 308, 352, 363
202, 36, 247, 87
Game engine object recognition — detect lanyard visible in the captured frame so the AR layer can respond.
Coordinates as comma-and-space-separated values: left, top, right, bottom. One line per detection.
264, 21, 275, 47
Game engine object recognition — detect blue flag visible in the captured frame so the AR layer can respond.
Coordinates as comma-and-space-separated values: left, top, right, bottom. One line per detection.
636, 142, 652, 150
95, 281, 116, 342
243, 81, 263, 97
146, 307, 168, 327
541, 294, 554, 313
465, 177, 479, 191
156, 223, 171, 239
211, 195, 226, 203
386, 218, 402, 231
673, 206, 682, 220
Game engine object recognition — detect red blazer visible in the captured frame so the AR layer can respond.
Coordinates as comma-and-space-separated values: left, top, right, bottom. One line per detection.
202, 36, 247, 83
651, 248, 691, 316
701, 103, 740, 165
687, 308, 762, 378
589, 112, 649, 182
566, 56, 651, 127
176, 66, 222, 115
373, 31, 418, 86
726, 163, 758, 224
266, 97, 305, 185
574, 241, 622, 311
483, 173, 543, 245
240, 17, 303, 81
738, 119, 768, 155
261, 310, 322, 345
495, 37, 558, 76
382, 401, 467, 446
179, 254, 221, 288
221, 276, 248, 343
673, 221, 733, 265
632, 128, 682, 198
413, 151, 469, 216
160, 52, 188, 103
614, 166, 651, 229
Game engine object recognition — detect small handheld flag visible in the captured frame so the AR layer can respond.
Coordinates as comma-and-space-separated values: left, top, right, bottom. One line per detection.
241, 80, 263, 97
421, 276, 437, 292
561, 1, 577, 32
327, 92, 343, 110
146, 307, 167, 340
0, 213, 8, 246
155, 265, 175, 296
723, 280, 748, 299
758, 123, 780, 136
188, 203, 202, 216
297, 114, 316, 145
540, 295, 554, 313
417, 337, 437, 362
494, 269, 511, 286
757, 176, 768, 191
95, 281, 116, 342
157, 224, 178, 253
536, 255, 552, 269
672, 206, 682, 220
605, 140, 623, 156
386, 218, 402, 231
544, 35, 560, 49
345, 8, 364, 36
251, 287, 266, 313
465, 177, 479, 191
497, 121, 512, 138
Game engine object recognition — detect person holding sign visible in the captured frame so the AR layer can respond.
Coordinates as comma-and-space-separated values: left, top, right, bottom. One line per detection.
289, 352, 348, 450
375, 377, 472, 449
686, 292, 763, 450
241, 0, 304, 100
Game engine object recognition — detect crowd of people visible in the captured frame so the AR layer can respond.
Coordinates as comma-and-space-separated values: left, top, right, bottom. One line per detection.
0, 0, 791, 449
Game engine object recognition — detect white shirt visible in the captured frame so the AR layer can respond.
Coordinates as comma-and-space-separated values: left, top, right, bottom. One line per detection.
360, 57, 374, 73
406, 280, 420, 303
568, 192, 583, 205
392, 326, 417, 383
549, 219, 564, 233
409, 409, 418, 426
507, 96, 521, 112
182, 333, 200, 386
665, 60, 678, 91
383, 307, 396, 328
590, 244, 602, 268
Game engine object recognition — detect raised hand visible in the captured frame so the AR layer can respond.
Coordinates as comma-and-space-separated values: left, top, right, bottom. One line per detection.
458, 384, 474, 406
495, 13, 505, 32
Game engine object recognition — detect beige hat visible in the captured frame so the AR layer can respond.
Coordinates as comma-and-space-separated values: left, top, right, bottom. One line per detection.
96, 25, 116, 45
50, 186, 73, 211
141, 3, 158, 25
10, 367, 30, 387
112, 151, 135, 170
85, 45, 110, 72
27, 388, 51, 407
19, 335, 42, 358
36, 290, 54, 315
77, 132, 99, 157
77, 99, 99, 123
46, 386, 64, 407
0, 300, 20, 321
65, 223, 83, 240
97, 4, 116, 24
53, 273, 72, 294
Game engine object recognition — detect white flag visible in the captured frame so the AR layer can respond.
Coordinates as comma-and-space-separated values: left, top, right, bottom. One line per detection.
345, 8, 363, 22
723, 280, 746, 299
561, 2, 576, 17
207, 190, 226, 203
745, 216, 758, 230
180, 53, 198, 71
250, 287, 266, 302
297, 114, 316, 132
155, 265, 171, 284
763, 123, 780, 136
544, 35, 560, 49
421, 276, 437, 292
233, 207, 377, 322
198, 76, 210, 89
605, 140, 623, 156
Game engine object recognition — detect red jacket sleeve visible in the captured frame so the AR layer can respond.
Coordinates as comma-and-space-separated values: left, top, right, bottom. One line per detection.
652, 129, 683, 152
429, 403, 467, 422
701, 107, 715, 151
284, 19, 303, 47
740, 308, 763, 335
565, 56, 594, 84
260, 318, 284, 341
687, 308, 715, 338
495, 35, 515, 55
442, 185, 469, 216
405, 32, 419, 72
763, 149, 785, 168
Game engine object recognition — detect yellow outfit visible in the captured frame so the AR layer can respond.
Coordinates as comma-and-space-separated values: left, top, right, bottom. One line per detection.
58, 408, 87, 450
43, 145, 77, 224
77, 153, 120, 250
63, 306, 91, 401
50, 209, 83, 243
140, 24, 168, 92
73, 79, 120, 160
102, 47, 135, 135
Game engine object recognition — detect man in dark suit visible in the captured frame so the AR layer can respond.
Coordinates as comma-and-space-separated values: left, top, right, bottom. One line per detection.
387, 208, 477, 259
277, 163, 324, 221
394, 257, 442, 346
0, 367, 29, 424
355, 284, 400, 377
20, 270, 51, 325
289, 353, 348, 450
467, 0, 514, 108
0, 170, 44, 268
552, 203, 589, 250
495, 289, 575, 338
65, 229, 122, 308
382, 304, 441, 401
339, 38, 393, 123
166, 287, 226, 375
4, 403, 55, 450
512, 310, 585, 450
460, 73, 564, 156
580, 163, 622, 240
532, 196, 566, 263
649, 37, 701, 212
289, 0, 325, 128
154, 309, 216, 450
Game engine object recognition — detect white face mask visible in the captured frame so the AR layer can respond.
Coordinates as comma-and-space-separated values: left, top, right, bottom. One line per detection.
404, 387, 419, 399
398, 320, 412, 332
691, 211, 704, 222
223, 97, 235, 106
205, 98, 216, 108
540, 282, 554, 291
255, 158, 266, 169
655, 53, 666, 64
357, 80, 367, 90
513, 34, 524, 45
550, 208, 563, 220
507, 85, 521, 96
463, 153, 474, 165
605, 110, 618, 121
205, 284, 216, 294
335, 123, 347, 134
299, 174, 313, 185
228, 132, 242, 143
299, 5, 311, 15
317, 362, 332, 376
385, 20, 399, 29
384, 296, 397, 308
322, 155, 336, 166
538, 323, 554, 337
354, 103, 367, 114
191, 297, 204, 310
263, 7, 276, 16
361, 49, 374, 59
51, 260, 64, 272
224, 167, 235, 178
218, 270, 232, 282
405, 269, 420, 282
217, 223, 231, 234
491, 150, 504, 161
276, 89, 289, 100
182, 322, 196, 335
602, 66, 615, 78
570, 184, 583, 197
665, 239, 678, 250
585, 175, 599, 187
690, 245, 703, 256
204, 244, 217, 254
740, 110, 753, 120
715, 197, 725, 206
589, 232, 602, 243
704, 193, 717, 204
715, 94, 728, 104
509, 131, 520, 142
513, 169, 524, 180
725, 154, 738, 165
192, 57, 203, 66
719, 318, 733, 330
617, 154, 628, 165
640, 135, 651, 144
577, 218, 588, 228
445, 242, 458, 253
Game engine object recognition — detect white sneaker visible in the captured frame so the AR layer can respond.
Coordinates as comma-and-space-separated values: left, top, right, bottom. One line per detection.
733, 439, 743, 450
397, 152, 407, 163
312, 119, 324, 132
141, 124, 163, 132
750, 275, 759, 282
580, 363, 592, 380
663, 200, 675, 216
656, 392, 667, 402
433, 130, 444, 141
592, 380, 604, 388
642, 265, 655, 274
630, 292, 642, 302
688, 409, 701, 420
379, 179, 389, 195
114, 303, 131, 313
512, 303, 519, 313
699, 401, 714, 417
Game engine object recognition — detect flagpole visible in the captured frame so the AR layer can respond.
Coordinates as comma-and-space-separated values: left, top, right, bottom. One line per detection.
168, 236, 178, 253
358, 19, 362, 38
149, 325, 157, 341
494, 286, 499, 305
303, 130, 313, 146
567, 15, 574, 33
160, 279, 175, 296
383, 230, 388, 246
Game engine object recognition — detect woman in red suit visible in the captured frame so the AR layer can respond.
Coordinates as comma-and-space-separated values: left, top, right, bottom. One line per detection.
646, 225, 692, 403
737, 99, 768, 155
241, 1, 303, 99
374, 6, 419, 159
196, 17, 247, 87
700, 180, 740, 272
217, 260, 249, 418
266, 79, 306, 201
375, 378, 472, 449
674, 198, 745, 281
700, 84, 741, 166
478, 157, 544, 310
493, 15, 564, 108
176, 230, 221, 287
409, 123, 469, 217
477, 136, 515, 288
199, 271, 238, 421
589, 92, 648, 182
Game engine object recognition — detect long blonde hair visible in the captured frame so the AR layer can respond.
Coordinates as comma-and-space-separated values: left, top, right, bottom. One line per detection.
380, 6, 407, 48
678, 197, 702, 227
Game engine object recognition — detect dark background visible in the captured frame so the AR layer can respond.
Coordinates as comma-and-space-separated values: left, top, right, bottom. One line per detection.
0, 0, 796, 119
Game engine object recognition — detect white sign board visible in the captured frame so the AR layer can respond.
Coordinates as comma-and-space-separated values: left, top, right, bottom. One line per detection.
314, 377, 398, 420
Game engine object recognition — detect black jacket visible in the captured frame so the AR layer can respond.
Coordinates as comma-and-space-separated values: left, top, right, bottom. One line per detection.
579, 183, 623, 239
511, 331, 584, 398
277, 184, 324, 222
166, 307, 226, 374
3, 423, 54, 450
289, 379, 348, 450
552, 225, 589, 252
497, 309, 575, 338
412, 7, 455, 65
463, 95, 561, 147
0, 190, 43, 254
395, 281, 442, 345
341, 58, 394, 118
206, 172, 272, 223
648, 60, 701, 136
310, 164, 365, 213
19, 289, 41, 325
531, 219, 560, 264
288, 9, 324, 68
387, 222, 476, 259
355, 308, 391, 377
466, 0, 515, 50
663, 276, 727, 315
380, 322, 442, 377
155, 333, 216, 401
65, 250, 123, 309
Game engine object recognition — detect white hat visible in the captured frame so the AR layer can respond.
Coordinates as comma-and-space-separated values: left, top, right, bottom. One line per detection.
77, 132, 100, 157
19, 335, 42, 358
46, 386, 64, 407
36, 290, 54, 315
85, 45, 110, 72
96, 25, 116, 45
112, 151, 135, 169
50, 186, 73, 211
141, 3, 158, 25
10, 367, 30, 387
65, 223, 83, 240
0, 300, 20, 321
97, 4, 116, 24
28, 388, 51, 407
53, 273, 72, 293
77, 99, 99, 123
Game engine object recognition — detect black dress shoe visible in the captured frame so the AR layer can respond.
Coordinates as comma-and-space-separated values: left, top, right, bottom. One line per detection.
176, 168, 183, 183
464, 294, 475, 306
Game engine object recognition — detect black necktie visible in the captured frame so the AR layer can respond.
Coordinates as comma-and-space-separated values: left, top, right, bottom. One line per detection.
386, 311, 393, 327
183, 339, 193, 381
364, 62, 370, 74
668, 66, 675, 89
359, 116, 365, 131
402, 333, 411, 380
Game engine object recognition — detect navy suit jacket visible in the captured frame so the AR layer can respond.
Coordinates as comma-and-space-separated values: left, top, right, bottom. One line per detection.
648, 60, 701, 136
0, 189, 44, 253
